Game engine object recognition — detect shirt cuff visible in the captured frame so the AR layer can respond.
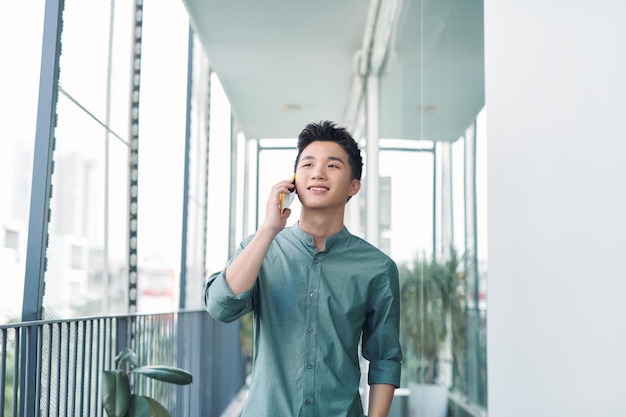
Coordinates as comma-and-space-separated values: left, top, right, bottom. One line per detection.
368, 359, 402, 388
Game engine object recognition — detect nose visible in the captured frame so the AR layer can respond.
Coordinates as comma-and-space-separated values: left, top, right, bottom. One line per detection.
311, 166, 326, 180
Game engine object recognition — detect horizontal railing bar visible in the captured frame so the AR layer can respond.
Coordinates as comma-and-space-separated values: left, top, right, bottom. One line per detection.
0, 309, 207, 330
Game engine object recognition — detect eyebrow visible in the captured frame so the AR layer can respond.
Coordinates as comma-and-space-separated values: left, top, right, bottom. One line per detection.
300, 155, 346, 165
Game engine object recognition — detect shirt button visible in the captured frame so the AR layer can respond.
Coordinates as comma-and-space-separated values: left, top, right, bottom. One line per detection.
309, 292, 315, 298
308, 327, 314, 333
314, 259, 319, 264
306, 363, 312, 369
304, 399, 311, 405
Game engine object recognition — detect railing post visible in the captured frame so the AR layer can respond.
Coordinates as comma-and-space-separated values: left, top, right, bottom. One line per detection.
115, 317, 129, 357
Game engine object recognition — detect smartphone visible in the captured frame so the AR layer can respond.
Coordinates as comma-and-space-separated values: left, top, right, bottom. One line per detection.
279, 174, 296, 215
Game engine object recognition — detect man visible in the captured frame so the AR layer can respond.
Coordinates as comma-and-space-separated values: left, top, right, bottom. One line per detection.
205, 120, 402, 417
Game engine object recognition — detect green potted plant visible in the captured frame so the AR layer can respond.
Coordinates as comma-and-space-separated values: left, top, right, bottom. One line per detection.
102, 347, 193, 417
399, 250, 464, 417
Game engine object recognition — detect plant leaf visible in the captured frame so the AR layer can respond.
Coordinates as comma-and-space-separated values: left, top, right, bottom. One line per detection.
102, 370, 131, 417
132, 365, 193, 385
128, 395, 172, 417
128, 395, 151, 417
115, 347, 139, 368
145, 396, 172, 417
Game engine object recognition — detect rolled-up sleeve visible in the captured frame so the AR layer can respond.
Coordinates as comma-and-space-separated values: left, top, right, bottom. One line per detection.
362, 261, 403, 387
204, 235, 255, 323
204, 270, 254, 323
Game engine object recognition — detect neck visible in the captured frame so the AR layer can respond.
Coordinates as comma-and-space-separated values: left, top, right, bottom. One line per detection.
299, 208, 345, 251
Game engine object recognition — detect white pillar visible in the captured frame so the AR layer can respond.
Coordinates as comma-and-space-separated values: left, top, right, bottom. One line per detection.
365, 74, 380, 247
485, 1, 626, 416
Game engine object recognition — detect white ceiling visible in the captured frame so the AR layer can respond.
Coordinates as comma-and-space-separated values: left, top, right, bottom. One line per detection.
182, 0, 484, 142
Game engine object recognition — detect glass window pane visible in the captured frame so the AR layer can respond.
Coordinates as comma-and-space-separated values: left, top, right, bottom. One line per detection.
0, 2, 45, 322
382, 0, 487, 412
380, 149, 434, 264
38, 0, 190, 318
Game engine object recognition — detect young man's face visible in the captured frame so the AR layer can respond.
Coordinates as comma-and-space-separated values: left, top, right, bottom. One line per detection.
295, 140, 360, 210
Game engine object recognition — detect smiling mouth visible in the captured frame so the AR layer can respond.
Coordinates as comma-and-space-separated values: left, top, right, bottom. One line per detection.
308, 187, 329, 192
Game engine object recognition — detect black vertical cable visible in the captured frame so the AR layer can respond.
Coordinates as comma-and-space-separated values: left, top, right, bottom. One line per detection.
127, 0, 144, 319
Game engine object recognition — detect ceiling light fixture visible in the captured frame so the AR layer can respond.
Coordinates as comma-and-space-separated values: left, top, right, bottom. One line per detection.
280, 103, 302, 112
416, 105, 440, 112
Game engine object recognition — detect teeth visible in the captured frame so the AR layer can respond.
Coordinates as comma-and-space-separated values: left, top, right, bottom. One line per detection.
310, 187, 327, 191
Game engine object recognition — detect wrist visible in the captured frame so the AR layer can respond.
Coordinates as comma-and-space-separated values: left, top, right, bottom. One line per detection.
256, 223, 281, 241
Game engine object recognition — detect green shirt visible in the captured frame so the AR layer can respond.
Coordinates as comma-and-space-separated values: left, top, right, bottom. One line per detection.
205, 223, 402, 417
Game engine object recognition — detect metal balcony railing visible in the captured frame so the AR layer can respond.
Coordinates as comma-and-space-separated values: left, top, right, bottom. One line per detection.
0, 310, 217, 417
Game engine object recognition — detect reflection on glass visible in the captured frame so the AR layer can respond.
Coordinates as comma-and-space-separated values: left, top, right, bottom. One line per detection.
380, 0, 487, 413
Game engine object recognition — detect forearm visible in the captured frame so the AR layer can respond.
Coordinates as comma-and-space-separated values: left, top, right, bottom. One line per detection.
225, 177, 293, 296
368, 384, 396, 417
225, 225, 277, 296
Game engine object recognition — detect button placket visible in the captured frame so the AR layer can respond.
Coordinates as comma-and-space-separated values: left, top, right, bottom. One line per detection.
302, 253, 321, 416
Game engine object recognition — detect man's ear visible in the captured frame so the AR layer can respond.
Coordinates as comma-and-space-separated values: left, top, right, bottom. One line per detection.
348, 179, 361, 197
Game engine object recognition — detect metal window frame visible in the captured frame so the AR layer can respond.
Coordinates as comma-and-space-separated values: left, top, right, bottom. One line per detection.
21, 1, 64, 413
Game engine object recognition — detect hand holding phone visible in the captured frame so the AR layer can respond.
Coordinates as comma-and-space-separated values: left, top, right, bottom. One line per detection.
279, 174, 296, 215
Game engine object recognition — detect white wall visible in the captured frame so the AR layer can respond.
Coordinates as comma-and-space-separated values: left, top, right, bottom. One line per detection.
485, 1, 626, 416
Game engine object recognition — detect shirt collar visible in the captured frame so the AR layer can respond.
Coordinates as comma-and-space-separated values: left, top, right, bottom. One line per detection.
291, 221, 350, 251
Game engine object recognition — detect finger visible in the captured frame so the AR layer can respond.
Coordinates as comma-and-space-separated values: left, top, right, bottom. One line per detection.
273, 181, 292, 195
281, 208, 292, 219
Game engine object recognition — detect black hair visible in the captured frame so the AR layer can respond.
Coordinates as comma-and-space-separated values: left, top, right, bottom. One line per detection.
293, 120, 363, 180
